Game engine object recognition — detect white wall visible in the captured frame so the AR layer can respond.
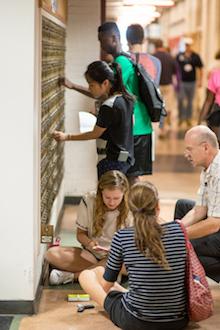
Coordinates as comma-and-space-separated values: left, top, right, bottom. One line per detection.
64, 0, 100, 196
0, 0, 101, 302
0, 0, 37, 300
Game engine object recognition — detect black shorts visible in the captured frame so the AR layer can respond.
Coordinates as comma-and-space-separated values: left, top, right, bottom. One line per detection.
97, 158, 130, 179
127, 134, 152, 177
104, 290, 188, 330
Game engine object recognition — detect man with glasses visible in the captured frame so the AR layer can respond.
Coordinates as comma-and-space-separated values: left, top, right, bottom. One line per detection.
174, 125, 220, 282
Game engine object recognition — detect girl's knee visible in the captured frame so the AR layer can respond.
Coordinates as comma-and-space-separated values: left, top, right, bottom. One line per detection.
78, 269, 92, 284
45, 246, 61, 262
93, 266, 105, 276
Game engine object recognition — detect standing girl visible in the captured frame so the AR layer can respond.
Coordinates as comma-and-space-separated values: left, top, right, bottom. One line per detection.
53, 61, 134, 178
79, 181, 188, 330
46, 170, 133, 285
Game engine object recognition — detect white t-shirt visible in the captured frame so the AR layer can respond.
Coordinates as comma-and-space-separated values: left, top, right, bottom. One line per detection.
197, 151, 220, 217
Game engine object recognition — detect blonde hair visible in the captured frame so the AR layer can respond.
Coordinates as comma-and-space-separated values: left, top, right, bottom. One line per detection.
128, 181, 170, 270
93, 170, 129, 237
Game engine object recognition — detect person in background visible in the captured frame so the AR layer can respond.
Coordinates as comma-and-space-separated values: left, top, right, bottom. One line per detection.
126, 24, 161, 86
174, 125, 220, 283
154, 39, 178, 138
198, 49, 220, 145
79, 181, 188, 330
98, 22, 154, 185
54, 60, 134, 179
176, 38, 204, 128
46, 170, 133, 285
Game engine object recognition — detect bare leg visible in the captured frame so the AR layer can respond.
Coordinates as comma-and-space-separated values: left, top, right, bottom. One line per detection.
74, 257, 107, 280
79, 266, 127, 307
45, 246, 97, 272
45, 246, 107, 280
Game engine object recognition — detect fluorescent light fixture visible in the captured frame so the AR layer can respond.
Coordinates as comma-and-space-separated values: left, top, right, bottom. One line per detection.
117, 5, 160, 26
123, 0, 174, 7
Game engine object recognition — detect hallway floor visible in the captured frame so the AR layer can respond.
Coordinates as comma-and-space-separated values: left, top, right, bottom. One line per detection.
18, 131, 220, 330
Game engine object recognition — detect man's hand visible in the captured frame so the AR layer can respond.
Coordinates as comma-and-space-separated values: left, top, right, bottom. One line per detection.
52, 130, 68, 141
187, 217, 220, 239
182, 205, 207, 228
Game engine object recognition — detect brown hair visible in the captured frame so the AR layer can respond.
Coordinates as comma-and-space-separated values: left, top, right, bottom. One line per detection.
126, 24, 144, 45
128, 181, 170, 270
93, 170, 129, 237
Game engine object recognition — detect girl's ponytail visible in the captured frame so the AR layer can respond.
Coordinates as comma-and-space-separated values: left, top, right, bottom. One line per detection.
128, 182, 170, 270
85, 60, 134, 101
110, 62, 135, 101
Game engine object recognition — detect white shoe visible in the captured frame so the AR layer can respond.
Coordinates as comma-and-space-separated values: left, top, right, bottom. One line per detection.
49, 269, 74, 285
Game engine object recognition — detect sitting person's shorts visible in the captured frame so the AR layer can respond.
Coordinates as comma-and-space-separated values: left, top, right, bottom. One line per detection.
127, 134, 152, 177
97, 158, 130, 179
104, 290, 188, 330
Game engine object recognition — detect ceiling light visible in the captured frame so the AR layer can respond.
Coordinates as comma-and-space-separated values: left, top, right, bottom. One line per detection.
123, 0, 174, 7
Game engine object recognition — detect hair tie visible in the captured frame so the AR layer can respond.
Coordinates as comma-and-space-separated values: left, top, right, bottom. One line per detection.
135, 208, 155, 216
136, 208, 145, 213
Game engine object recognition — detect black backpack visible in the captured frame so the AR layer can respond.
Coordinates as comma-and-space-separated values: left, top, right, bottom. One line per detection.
123, 52, 167, 122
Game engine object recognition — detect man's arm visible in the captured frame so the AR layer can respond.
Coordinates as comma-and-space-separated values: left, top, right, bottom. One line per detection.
59, 77, 93, 98
182, 205, 207, 227
186, 217, 220, 239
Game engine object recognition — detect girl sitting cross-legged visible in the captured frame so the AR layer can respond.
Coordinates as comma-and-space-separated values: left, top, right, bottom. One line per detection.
45, 170, 133, 285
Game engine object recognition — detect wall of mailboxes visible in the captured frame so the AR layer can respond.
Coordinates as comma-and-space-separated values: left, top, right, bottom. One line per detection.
41, 16, 65, 225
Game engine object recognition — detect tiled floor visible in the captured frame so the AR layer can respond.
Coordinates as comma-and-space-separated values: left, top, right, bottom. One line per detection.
18, 131, 220, 330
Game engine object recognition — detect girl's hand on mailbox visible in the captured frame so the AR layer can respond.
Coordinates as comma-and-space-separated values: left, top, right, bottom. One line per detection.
52, 130, 67, 142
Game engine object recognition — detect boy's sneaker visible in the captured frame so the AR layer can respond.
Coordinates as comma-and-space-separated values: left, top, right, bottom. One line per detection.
49, 269, 74, 285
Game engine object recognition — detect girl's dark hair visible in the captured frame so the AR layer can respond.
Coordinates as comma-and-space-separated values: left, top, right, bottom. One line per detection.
85, 60, 134, 101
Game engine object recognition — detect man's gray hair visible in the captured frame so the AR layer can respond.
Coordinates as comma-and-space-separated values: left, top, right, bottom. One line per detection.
187, 125, 219, 149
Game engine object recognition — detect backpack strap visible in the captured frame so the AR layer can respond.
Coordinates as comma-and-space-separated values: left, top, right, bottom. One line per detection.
135, 53, 140, 64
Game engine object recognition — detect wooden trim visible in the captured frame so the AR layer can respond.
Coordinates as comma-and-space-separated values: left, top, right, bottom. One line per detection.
41, 8, 66, 28
39, 0, 68, 24
101, 0, 106, 24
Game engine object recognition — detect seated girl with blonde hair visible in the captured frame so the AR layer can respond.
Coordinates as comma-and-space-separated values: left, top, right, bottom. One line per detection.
45, 170, 132, 285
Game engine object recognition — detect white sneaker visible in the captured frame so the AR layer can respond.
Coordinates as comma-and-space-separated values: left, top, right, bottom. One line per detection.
49, 269, 74, 285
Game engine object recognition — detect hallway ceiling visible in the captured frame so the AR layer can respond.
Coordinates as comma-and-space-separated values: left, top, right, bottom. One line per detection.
106, 0, 175, 24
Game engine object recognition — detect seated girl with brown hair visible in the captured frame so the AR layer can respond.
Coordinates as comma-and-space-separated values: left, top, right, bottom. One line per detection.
45, 170, 133, 285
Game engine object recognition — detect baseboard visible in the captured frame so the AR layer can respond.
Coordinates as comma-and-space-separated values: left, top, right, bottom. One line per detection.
64, 196, 82, 205
0, 283, 43, 315
0, 197, 83, 314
